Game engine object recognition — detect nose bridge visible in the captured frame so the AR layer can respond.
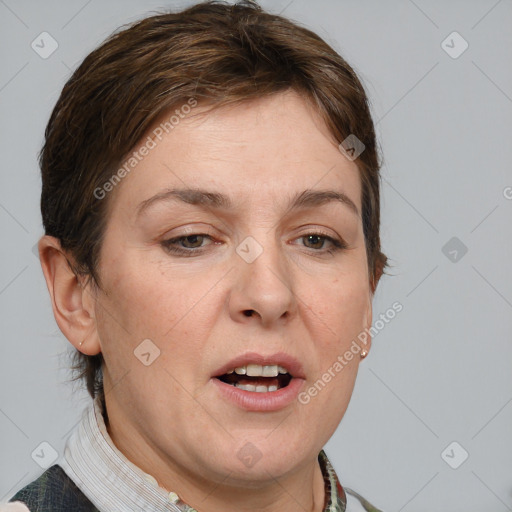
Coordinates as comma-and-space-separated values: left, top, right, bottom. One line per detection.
230, 230, 296, 326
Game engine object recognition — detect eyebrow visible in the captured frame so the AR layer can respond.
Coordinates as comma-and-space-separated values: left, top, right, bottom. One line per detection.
135, 187, 360, 219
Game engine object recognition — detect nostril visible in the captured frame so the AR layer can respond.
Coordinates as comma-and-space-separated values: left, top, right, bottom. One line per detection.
243, 310, 254, 317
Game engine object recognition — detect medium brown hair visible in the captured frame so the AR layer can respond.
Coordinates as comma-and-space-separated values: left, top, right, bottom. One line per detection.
40, 0, 389, 403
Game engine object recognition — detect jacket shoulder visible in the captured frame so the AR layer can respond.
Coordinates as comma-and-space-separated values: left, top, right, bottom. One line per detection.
8, 465, 99, 512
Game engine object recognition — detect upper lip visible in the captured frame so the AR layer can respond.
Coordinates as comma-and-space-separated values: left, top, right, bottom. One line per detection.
212, 351, 305, 379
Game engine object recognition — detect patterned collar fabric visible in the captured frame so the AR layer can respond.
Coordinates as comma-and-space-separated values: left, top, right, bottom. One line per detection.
58, 396, 349, 512
318, 449, 347, 511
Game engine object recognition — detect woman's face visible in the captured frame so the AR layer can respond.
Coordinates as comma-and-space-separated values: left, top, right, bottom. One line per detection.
90, 90, 373, 487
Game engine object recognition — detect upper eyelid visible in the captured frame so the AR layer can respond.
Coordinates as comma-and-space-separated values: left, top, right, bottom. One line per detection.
165, 223, 340, 238
166, 229, 339, 240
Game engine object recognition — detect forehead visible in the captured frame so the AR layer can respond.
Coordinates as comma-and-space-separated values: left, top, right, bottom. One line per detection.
111, 90, 362, 217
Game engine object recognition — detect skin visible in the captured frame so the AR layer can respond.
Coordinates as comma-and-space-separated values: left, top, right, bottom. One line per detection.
39, 89, 381, 512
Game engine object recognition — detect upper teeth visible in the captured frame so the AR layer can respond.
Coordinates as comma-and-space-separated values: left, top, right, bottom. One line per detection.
226, 365, 289, 377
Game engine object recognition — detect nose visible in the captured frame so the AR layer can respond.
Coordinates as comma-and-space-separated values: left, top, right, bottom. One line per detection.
228, 235, 297, 328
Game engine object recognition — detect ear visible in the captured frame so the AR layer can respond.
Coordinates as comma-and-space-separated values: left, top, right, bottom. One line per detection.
38, 235, 101, 356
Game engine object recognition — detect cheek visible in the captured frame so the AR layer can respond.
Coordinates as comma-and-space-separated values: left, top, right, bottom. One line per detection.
96, 255, 223, 375
101, 255, 198, 336
302, 271, 370, 344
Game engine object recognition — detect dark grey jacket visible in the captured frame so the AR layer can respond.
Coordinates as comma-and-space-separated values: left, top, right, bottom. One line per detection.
9, 465, 99, 512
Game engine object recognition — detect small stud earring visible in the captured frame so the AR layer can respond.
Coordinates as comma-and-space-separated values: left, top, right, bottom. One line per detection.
360, 349, 368, 359
79, 340, 84, 347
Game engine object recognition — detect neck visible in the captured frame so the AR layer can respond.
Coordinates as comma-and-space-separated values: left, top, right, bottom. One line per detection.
104, 402, 327, 512
162, 461, 327, 512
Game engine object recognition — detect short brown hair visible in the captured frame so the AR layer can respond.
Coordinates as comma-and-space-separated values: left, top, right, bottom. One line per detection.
40, 0, 389, 403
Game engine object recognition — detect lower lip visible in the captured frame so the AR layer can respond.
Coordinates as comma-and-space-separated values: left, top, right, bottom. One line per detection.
211, 377, 305, 412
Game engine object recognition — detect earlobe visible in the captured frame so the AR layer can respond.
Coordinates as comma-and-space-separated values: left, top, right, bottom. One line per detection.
38, 235, 102, 356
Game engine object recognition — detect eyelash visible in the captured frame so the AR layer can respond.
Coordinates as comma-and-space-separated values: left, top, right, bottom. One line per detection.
161, 231, 347, 257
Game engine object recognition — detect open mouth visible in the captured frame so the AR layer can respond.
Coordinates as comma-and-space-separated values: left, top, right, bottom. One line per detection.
216, 368, 293, 393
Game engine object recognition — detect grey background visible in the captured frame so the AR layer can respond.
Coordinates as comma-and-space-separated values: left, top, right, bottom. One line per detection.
1, 0, 511, 510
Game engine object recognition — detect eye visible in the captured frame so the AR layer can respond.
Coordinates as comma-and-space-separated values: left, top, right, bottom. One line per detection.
160, 231, 347, 258
295, 232, 347, 254
161, 234, 214, 256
